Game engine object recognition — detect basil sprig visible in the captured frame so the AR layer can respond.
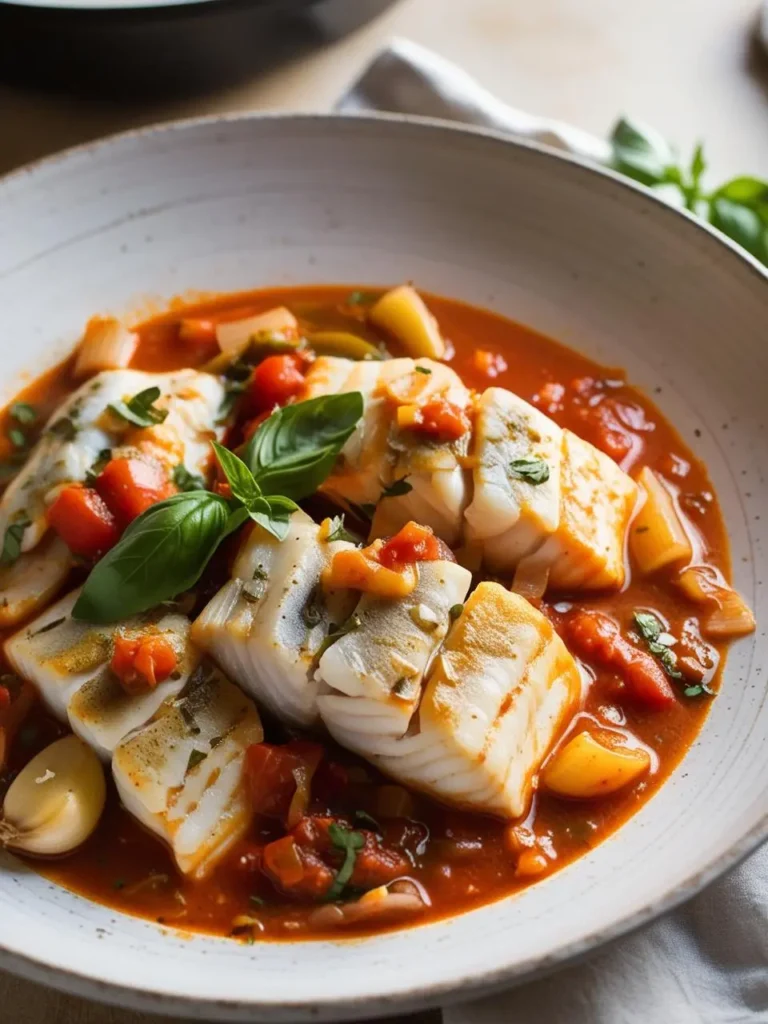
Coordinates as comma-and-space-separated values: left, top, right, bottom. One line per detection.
73, 393, 363, 623
212, 442, 298, 542
243, 392, 363, 500
73, 493, 231, 623
610, 117, 768, 264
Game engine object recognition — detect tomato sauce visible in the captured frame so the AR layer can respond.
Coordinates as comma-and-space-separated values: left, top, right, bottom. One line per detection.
0, 286, 733, 941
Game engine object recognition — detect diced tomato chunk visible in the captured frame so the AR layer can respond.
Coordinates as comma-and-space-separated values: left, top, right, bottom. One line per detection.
262, 835, 306, 889
248, 354, 307, 414
404, 397, 470, 441
244, 741, 324, 822
110, 634, 178, 695
349, 833, 409, 889
96, 456, 176, 526
48, 484, 120, 559
378, 522, 442, 570
566, 610, 676, 710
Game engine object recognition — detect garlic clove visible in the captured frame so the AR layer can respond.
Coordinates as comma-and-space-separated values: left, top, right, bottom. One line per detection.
0, 735, 106, 856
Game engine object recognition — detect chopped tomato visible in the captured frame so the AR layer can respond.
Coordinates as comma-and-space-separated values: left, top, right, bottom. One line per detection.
96, 456, 176, 526
110, 634, 178, 695
379, 522, 442, 570
178, 318, 217, 347
566, 610, 676, 709
400, 396, 470, 441
262, 835, 306, 889
472, 349, 508, 378
48, 484, 120, 559
244, 741, 324, 822
248, 354, 307, 414
291, 816, 409, 890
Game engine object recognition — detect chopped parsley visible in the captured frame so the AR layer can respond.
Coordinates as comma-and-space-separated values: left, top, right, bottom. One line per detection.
509, 457, 550, 485
109, 386, 168, 428
302, 587, 325, 629
326, 823, 366, 900
10, 403, 36, 425
449, 603, 464, 622
1, 516, 30, 566
8, 428, 26, 450
325, 514, 358, 544
381, 477, 413, 499
172, 464, 206, 492
30, 616, 66, 637
85, 448, 112, 485
47, 415, 78, 441
186, 749, 207, 773
632, 611, 683, 681
249, 895, 265, 907
414, 366, 432, 375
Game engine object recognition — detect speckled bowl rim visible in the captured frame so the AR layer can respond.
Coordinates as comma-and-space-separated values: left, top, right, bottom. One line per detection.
0, 111, 766, 1022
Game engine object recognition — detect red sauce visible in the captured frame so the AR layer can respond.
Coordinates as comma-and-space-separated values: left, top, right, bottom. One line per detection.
0, 285, 733, 942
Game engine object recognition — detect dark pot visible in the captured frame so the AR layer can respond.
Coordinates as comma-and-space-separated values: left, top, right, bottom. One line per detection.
0, 0, 396, 98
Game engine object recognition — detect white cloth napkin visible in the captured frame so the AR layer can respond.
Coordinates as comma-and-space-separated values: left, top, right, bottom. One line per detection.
336, 39, 768, 1024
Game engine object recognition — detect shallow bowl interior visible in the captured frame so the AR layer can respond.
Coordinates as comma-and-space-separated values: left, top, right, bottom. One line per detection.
0, 114, 765, 1022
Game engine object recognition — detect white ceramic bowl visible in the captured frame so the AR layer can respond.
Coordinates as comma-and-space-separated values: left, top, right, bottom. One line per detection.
0, 114, 765, 1022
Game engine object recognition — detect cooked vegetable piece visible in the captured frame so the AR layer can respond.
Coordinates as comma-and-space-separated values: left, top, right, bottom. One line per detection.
47, 484, 120, 559
215, 307, 299, 356
307, 331, 384, 361
193, 509, 357, 727
566, 610, 677, 709
112, 662, 263, 878
0, 735, 106, 856
677, 565, 755, 639
248, 353, 307, 414
541, 730, 652, 798
369, 286, 445, 359
74, 317, 138, 379
630, 467, 692, 574
95, 456, 176, 526
110, 634, 179, 695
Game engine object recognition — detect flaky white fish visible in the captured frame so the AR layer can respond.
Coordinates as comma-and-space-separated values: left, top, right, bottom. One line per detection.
192, 510, 357, 728
112, 662, 263, 878
317, 558, 471, 754
358, 582, 582, 818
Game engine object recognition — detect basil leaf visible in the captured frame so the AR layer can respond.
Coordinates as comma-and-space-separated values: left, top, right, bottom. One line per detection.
709, 198, 766, 262
172, 464, 206, 492
326, 823, 366, 901
509, 457, 550, 484
73, 492, 230, 623
714, 176, 768, 206
212, 442, 261, 506
247, 494, 299, 541
610, 117, 675, 187
381, 477, 412, 499
243, 393, 363, 501
109, 386, 168, 428
10, 403, 36, 425
1, 517, 30, 566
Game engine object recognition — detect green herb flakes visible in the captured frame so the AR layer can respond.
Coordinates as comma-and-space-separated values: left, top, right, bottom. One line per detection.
10, 403, 36, 425
1, 516, 30, 566
509, 457, 550, 484
109, 386, 168, 428
326, 823, 366, 900
381, 477, 412, 499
